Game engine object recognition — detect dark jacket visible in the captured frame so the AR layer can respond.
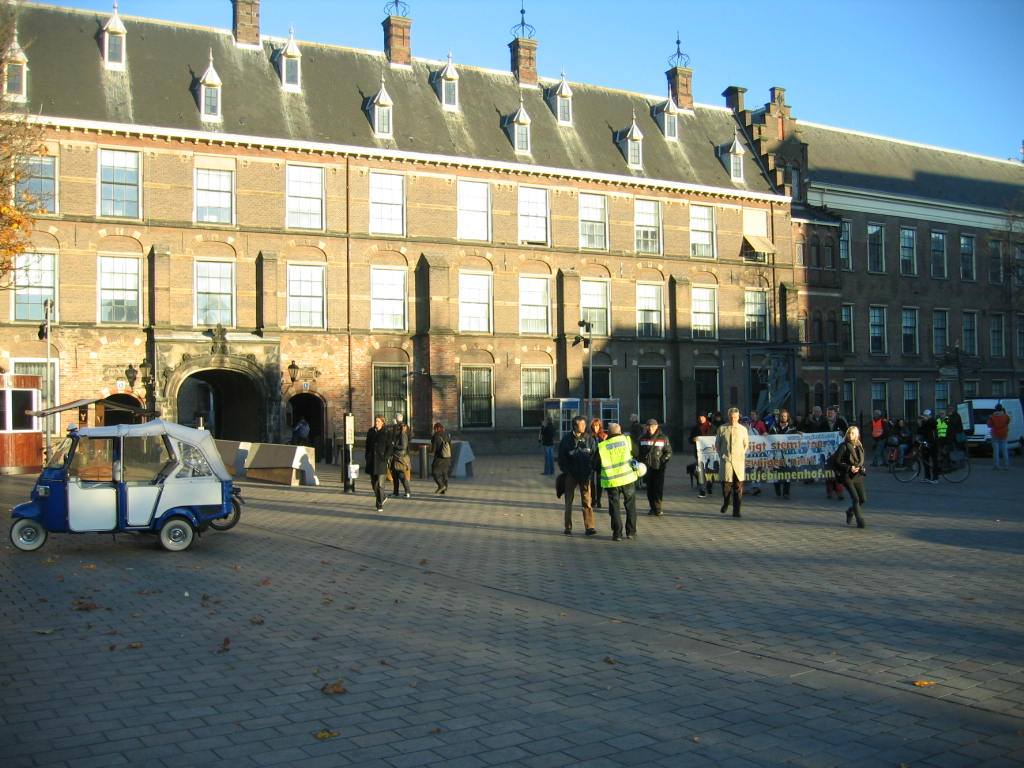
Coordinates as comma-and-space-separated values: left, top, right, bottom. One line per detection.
364, 426, 389, 475
638, 428, 673, 471
539, 421, 557, 446
431, 429, 452, 468
557, 431, 598, 481
832, 439, 866, 479
769, 420, 798, 436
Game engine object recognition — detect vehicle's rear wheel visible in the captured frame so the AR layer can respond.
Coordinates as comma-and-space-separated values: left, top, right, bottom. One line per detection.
10, 518, 47, 551
159, 516, 195, 552
209, 497, 241, 531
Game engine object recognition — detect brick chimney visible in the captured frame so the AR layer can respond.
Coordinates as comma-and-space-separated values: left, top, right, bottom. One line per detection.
722, 86, 747, 113
232, 0, 260, 46
665, 65, 693, 111
510, 37, 538, 86
383, 15, 412, 66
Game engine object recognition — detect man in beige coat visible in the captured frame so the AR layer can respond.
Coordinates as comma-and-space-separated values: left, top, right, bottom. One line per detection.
715, 407, 750, 517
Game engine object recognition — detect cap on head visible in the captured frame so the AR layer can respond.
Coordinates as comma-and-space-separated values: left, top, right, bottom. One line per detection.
646, 418, 659, 426
923, 409, 933, 416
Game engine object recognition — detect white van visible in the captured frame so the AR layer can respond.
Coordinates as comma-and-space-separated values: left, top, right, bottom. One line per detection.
956, 399, 1024, 454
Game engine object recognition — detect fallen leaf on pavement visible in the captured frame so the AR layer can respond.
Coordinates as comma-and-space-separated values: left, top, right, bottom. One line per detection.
321, 680, 347, 695
913, 680, 936, 687
604, 656, 617, 664
313, 729, 339, 739
32, 628, 60, 635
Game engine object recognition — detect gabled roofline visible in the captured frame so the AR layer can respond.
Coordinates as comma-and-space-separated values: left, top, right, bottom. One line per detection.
36, 114, 791, 204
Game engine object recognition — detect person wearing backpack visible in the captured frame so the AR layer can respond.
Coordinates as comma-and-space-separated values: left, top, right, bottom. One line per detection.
431, 422, 453, 494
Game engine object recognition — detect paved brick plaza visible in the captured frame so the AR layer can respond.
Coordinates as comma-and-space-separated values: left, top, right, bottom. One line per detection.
2, 454, 1023, 767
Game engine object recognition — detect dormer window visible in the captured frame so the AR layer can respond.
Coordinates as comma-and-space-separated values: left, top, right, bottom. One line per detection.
199, 50, 222, 121
655, 97, 679, 140
788, 164, 802, 200
618, 114, 643, 169
437, 52, 459, 110
4, 43, 26, 101
103, 2, 127, 70
279, 28, 302, 91
507, 98, 531, 154
550, 72, 573, 125
370, 79, 394, 138
728, 133, 745, 183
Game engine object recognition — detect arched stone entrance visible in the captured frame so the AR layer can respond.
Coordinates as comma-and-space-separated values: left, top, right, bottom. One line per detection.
287, 391, 326, 459
100, 393, 144, 426
176, 368, 264, 442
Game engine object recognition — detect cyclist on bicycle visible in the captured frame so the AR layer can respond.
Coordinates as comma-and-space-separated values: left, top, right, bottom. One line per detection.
917, 410, 939, 484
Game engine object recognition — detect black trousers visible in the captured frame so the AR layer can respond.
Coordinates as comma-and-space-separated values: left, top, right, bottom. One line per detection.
645, 465, 667, 513
606, 482, 637, 538
844, 474, 867, 524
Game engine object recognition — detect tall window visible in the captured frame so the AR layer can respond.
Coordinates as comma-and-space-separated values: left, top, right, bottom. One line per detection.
195, 261, 234, 326
459, 273, 492, 333
867, 224, 885, 272
370, 268, 406, 330
99, 149, 140, 218
960, 235, 976, 281
899, 227, 917, 276
634, 199, 661, 254
901, 308, 918, 355
369, 172, 405, 235
12, 360, 57, 421
990, 314, 1005, 357
903, 380, 920, 420
521, 368, 551, 428
457, 180, 490, 241
962, 380, 979, 399
636, 284, 663, 339
99, 256, 140, 324
932, 310, 948, 356
692, 287, 717, 340
840, 304, 854, 354
519, 276, 550, 335
461, 367, 493, 428
744, 290, 768, 341
870, 382, 888, 417
580, 280, 609, 336
1015, 244, 1024, 286
839, 220, 851, 270
286, 165, 324, 230
372, 365, 407, 425
287, 264, 325, 328
195, 168, 233, 224
638, 368, 665, 423
869, 306, 887, 354
930, 232, 947, 279
690, 205, 716, 259
842, 380, 855, 421
934, 381, 950, 413
579, 193, 607, 250
518, 187, 549, 245
17, 155, 56, 214
14, 253, 55, 322
557, 94, 572, 124
961, 311, 978, 356
988, 240, 1004, 283
4, 59, 25, 99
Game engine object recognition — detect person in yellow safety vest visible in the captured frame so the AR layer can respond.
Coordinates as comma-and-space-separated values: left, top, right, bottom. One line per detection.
598, 422, 641, 541
935, 409, 953, 458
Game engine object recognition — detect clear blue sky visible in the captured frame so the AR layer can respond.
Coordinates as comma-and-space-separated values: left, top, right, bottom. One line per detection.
34, 0, 1024, 162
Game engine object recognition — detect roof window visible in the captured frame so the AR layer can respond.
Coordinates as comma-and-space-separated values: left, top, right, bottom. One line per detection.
436, 52, 459, 110
370, 78, 394, 138
618, 112, 643, 169
103, 2, 127, 71
278, 28, 302, 92
549, 72, 573, 125
506, 97, 531, 154
199, 50, 222, 122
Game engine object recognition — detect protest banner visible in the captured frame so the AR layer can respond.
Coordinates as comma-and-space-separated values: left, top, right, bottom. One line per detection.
695, 432, 844, 484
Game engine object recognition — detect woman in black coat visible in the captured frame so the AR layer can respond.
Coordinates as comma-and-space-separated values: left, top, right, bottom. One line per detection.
833, 425, 867, 528
390, 422, 412, 498
364, 415, 390, 511
430, 422, 452, 494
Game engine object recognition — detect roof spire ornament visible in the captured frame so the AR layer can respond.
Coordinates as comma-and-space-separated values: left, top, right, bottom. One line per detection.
510, 2, 535, 39
384, 1, 409, 16
667, 31, 690, 68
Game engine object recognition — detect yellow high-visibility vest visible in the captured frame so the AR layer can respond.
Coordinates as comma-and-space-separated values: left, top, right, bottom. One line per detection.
598, 435, 637, 488
936, 418, 948, 438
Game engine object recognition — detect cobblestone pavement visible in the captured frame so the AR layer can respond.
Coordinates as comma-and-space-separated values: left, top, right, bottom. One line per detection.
2, 453, 1022, 767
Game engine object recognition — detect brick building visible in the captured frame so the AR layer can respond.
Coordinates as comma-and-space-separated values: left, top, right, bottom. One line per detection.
3, 1, 1021, 454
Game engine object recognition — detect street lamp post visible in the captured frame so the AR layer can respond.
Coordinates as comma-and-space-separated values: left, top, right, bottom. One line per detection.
573, 320, 593, 421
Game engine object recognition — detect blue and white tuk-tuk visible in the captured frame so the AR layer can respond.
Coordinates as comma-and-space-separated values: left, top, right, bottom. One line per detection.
9, 420, 242, 552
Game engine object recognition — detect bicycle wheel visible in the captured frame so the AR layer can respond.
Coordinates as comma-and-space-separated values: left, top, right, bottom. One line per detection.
942, 454, 971, 483
891, 457, 920, 483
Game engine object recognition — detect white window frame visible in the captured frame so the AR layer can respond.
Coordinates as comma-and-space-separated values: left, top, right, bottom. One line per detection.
636, 283, 664, 339
901, 307, 919, 355
691, 286, 717, 340
521, 367, 552, 428
194, 168, 234, 225
578, 193, 608, 250
729, 151, 743, 182
369, 172, 405, 236
867, 224, 885, 273
286, 264, 326, 329
285, 164, 324, 230
556, 95, 572, 125
11, 359, 57, 427
4, 60, 26, 101
98, 149, 141, 219
960, 234, 976, 281
373, 102, 393, 138
98, 255, 141, 325
839, 220, 852, 270
514, 122, 531, 154
519, 276, 551, 335
627, 137, 643, 169
990, 313, 1005, 357
457, 180, 490, 241
104, 29, 125, 70
634, 199, 661, 254
460, 366, 494, 429
690, 205, 716, 259
744, 289, 768, 342
841, 303, 854, 354
18, 154, 57, 215
899, 227, 917, 276
869, 305, 887, 355
518, 186, 549, 246
369, 267, 407, 331
988, 240, 1004, 284
13, 252, 56, 323
932, 309, 949, 356
459, 273, 492, 333
931, 231, 948, 279
962, 310, 978, 356
194, 260, 235, 327
281, 55, 301, 92
580, 279, 610, 337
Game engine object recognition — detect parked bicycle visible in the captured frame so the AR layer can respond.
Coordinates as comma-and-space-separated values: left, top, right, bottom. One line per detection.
890, 440, 970, 483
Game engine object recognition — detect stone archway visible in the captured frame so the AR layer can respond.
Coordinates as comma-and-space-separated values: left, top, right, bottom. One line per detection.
176, 368, 263, 441
286, 391, 326, 459
99, 393, 144, 426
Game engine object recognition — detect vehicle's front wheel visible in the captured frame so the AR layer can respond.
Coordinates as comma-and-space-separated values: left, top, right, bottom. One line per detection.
10, 518, 47, 551
159, 516, 195, 552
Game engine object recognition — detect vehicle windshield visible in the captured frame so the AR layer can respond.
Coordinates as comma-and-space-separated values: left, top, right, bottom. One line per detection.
46, 437, 74, 469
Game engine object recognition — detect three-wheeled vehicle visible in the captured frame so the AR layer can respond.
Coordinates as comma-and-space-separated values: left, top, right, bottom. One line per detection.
9, 419, 242, 552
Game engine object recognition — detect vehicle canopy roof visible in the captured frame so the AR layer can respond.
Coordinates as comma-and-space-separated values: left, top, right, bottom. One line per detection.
74, 419, 231, 482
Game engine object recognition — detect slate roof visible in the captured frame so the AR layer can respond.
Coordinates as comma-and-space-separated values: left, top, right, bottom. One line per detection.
16, 3, 774, 197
